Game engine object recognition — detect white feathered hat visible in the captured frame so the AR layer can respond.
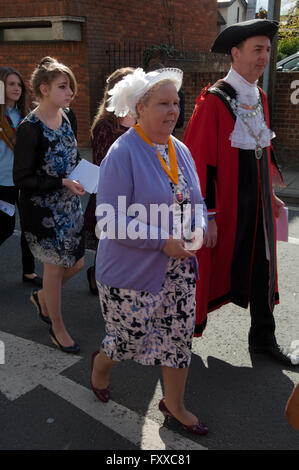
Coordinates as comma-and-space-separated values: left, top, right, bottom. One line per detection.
106, 67, 183, 117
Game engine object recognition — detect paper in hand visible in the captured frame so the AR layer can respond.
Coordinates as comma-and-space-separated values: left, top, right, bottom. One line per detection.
68, 159, 100, 194
0, 200, 15, 216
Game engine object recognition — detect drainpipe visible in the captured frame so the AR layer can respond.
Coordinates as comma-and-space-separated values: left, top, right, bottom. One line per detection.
263, 0, 281, 122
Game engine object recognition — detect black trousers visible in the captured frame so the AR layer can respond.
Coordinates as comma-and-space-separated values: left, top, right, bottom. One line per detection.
249, 209, 276, 347
0, 185, 35, 274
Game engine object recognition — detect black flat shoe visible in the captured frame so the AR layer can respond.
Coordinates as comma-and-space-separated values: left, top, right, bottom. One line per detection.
87, 266, 98, 295
249, 343, 299, 366
23, 274, 43, 287
30, 290, 52, 325
49, 327, 80, 354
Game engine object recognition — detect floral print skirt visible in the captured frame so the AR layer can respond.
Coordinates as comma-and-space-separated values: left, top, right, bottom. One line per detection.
21, 187, 85, 268
97, 257, 196, 368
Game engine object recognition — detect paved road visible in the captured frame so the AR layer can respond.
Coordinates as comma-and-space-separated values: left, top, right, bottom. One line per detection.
0, 204, 298, 451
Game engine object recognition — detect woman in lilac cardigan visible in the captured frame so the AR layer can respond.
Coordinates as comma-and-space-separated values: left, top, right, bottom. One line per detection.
91, 68, 208, 435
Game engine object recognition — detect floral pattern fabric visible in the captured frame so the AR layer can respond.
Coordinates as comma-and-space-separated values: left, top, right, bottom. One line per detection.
97, 257, 196, 368
23, 114, 84, 267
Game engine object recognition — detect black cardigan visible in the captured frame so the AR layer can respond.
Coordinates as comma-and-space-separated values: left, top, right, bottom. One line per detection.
13, 108, 79, 196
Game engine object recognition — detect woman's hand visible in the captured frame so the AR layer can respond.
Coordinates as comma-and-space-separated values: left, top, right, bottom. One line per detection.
162, 237, 197, 258
203, 218, 217, 248
62, 178, 86, 196
184, 227, 204, 251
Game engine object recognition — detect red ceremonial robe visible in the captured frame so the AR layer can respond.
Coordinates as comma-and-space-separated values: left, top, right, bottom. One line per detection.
183, 80, 284, 337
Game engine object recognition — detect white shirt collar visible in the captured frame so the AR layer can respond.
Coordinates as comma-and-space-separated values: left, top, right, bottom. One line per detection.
222, 67, 275, 150
223, 67, 259, 104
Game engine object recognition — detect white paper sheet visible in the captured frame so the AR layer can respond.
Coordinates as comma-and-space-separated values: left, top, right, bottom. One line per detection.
68, 159, 100, 194
0, 200, 15, 216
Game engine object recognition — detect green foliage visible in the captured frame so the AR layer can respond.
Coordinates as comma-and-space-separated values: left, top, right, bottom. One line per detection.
143, 44, 180, 69
279, 5, 299, 41
277, 37, 299, 60
277, 4, 299, 60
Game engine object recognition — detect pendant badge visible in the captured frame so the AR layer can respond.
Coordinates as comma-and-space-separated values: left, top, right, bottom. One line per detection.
255, 145, 263, 160
175, 187, 184, 204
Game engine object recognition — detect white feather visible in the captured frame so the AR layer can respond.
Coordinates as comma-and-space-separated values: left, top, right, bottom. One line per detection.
106, 67, 183, 117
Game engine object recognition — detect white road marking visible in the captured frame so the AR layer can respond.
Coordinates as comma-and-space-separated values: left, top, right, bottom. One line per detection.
43, 374, 205, 450
288, 237, 299, 245
0, 331, 206, 451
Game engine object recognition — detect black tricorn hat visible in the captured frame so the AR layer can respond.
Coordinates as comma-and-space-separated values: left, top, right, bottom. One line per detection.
211, 19, 279, 54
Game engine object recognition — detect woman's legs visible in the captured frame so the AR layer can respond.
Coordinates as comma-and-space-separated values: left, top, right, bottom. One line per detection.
161, 366, 199, 426
62, 256, 84, 284
90, 260, 198, 421
91, 354, 199, 426
38, 257, 84, 346
91, 348, 117, 389
43, 263, 72, 346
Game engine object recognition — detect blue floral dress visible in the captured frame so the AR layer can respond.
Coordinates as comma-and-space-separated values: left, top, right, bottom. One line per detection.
18, 112, 85, 268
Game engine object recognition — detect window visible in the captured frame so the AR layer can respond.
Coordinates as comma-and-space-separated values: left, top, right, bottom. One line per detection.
282, 57, 299, 71
0, 17, 85, 42
0, 26, 52, 42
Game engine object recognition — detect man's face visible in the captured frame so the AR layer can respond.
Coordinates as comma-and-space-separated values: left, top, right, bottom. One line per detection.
231, 35, 271, 83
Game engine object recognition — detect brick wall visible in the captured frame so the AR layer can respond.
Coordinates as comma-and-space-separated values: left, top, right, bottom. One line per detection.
272, 72, 299, 165
165, 54, 231, 140
84, 0, 218, 135
0, 0, 218, 147
0, 40, 90, 145
179, 55, 231, 118
0, 0, 90, 145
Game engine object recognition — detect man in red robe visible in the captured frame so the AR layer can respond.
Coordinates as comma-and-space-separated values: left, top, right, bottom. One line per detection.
184, 19, 298, 366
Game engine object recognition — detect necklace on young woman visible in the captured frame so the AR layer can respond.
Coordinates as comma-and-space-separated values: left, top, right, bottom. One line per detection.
37, 107, 62, 130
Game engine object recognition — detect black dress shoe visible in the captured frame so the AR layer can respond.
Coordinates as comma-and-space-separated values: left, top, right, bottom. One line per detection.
30, 290, 52, 325
249, 343, 299, 366
87, 266, 98, 295
49, 327, 80, 354
23, 274, 43, 287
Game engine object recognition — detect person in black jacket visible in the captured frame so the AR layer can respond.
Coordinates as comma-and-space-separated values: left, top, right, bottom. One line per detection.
13, 57, 85, 354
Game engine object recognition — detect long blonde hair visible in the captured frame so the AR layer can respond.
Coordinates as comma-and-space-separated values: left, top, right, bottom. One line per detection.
0, 66, 29, 120
90, 67, 134, 138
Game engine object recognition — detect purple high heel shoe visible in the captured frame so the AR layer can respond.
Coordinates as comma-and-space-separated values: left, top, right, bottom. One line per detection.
91, 352, 110, 403
158, 398, 208, 435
